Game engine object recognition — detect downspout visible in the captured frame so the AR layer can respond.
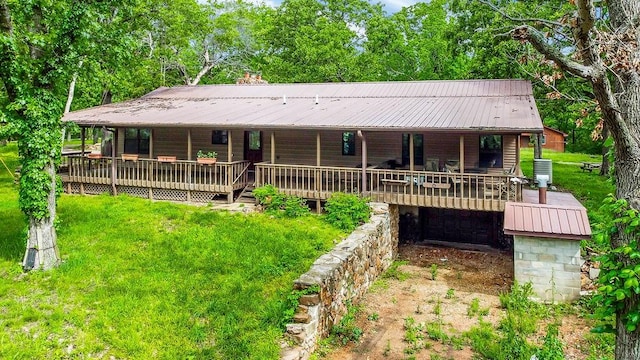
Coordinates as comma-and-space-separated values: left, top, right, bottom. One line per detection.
358, 131, 367, 193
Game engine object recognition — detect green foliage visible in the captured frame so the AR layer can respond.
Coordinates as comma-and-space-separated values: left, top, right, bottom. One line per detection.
0, 170, 342, 359
536, 323, 565, 360
593, 196, 640, 333
381, 260, 410, 281
430, 263, 438, 280
253, 185, 310, 218
283, 285, 320, 327
330, 302, 363, 345
196, 150, 217, 158
323, 192, 371, 232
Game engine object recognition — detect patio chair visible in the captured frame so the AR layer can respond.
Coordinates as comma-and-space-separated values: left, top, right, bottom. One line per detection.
424, 158, 439, 172
445, 159, 460, 172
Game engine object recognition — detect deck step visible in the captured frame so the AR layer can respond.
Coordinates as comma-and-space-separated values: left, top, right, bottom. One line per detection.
235, 184, 256, 204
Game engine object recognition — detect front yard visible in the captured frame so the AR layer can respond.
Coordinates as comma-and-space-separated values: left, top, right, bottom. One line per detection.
0, 144, 344, 359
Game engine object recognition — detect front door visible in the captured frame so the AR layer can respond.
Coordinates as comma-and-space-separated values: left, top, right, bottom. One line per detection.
244, 131, 262, 169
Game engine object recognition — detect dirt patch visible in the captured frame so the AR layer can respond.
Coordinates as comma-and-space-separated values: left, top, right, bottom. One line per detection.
321, 244, 595, 360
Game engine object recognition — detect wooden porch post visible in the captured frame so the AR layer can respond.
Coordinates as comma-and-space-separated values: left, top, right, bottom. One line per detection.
187, 129, 192, 160
316, 132, 321, 213
149, 129, 154, 159
227, 130, 233, 162
111, 128, 117, 195
271, 131, 276, 164
459, 135, 465, 173
358, 131, 367, 192
81, 127, 86, 155
409, 133, 415, 172
516, 135, 521, 174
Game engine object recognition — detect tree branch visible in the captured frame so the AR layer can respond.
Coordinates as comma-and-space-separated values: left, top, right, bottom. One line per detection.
512, 25, 598, 80
478, 0, 565, 28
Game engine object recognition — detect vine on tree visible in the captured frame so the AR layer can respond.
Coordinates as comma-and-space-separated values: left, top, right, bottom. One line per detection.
593, 195, 640, 333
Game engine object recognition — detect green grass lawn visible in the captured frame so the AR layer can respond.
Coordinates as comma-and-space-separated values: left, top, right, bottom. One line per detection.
0, 143, 343, 359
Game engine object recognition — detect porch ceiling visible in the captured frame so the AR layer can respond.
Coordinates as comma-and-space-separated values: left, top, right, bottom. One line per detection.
64, 80, 544, 133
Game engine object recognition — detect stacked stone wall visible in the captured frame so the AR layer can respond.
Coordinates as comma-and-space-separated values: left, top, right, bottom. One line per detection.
281, 203, 398, 360
513, 235, 581, 302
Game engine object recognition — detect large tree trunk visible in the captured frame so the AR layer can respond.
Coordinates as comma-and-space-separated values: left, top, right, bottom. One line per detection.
22, 161, 59, 270
600, 126, 610, 176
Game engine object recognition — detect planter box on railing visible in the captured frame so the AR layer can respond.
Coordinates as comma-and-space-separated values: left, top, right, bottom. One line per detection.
197, 157, 217, 165
121, 154, 139, 162
157, 155, 177, 163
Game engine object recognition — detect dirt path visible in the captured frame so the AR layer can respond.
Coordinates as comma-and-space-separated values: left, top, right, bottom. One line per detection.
321, 245, 595, 360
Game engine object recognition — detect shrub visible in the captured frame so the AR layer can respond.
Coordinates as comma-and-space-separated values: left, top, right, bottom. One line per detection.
253, 185, 309, 217
324, 192, 371, 232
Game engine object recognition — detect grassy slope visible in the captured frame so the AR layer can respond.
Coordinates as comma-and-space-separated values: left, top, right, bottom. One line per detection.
0, 144, 343, 359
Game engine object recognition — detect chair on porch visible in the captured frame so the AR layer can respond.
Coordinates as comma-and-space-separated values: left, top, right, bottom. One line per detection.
445, 159, 460, 172
424, 158, 439, 172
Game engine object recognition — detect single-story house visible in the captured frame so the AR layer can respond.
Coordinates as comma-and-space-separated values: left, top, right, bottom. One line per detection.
62, 79, 544, 248
520, 126, 568, 152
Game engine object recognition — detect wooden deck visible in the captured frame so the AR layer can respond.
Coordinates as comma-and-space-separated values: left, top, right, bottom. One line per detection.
255, 163, 522, 211
60, 156, 522, 210
60, 155, 250, 203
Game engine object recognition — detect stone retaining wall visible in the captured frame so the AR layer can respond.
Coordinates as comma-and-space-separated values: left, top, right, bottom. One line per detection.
281, 203, 398, 360
513, 235, 582, 302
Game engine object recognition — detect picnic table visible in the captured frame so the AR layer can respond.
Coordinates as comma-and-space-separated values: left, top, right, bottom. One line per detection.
580, 162, 601, 172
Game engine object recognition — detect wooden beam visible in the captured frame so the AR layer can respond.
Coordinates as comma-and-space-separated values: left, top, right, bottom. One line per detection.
409, 133, 414, 171
227, 130, 233, 162
111, 129, 117, 195
149, 129, 154, 159
187, 129, 192, 160
459, 135, 465, 174
81, 127, 85, 155
271, 131, 275, 164
516, 135, 521, 174
316, 132, 321, 166
358, 131, 367, 191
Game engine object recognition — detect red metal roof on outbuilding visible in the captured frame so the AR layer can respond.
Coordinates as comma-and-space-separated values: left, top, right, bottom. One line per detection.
503, 202, 592, 240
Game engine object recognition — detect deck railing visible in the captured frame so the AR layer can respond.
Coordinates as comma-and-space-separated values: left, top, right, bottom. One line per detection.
64, 155, 250, 192
256, 163, 522, 211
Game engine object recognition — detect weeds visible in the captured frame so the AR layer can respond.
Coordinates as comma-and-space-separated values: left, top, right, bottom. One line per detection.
430, 264, 438, 280
381, 260, 410, 281
330, 302, 363, 345
323, 192, 371, 232
445, 288, 455, 299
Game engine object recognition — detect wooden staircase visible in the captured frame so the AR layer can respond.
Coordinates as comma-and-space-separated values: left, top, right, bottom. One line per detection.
235, 183, 256, 204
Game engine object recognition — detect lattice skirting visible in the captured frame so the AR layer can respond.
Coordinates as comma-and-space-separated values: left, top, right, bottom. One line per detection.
151, 188, 188, 202
191, 191, 219, 203
63, 183, 226, 203
84, 184, 113, 195
117, 186, 150, 199
64, 183, 82, 194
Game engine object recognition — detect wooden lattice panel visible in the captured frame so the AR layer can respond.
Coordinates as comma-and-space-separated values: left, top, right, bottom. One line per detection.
152, 188, 187, 201
84, 184, 112, 195
118, 186, 149, 199
191, 191, 219, 203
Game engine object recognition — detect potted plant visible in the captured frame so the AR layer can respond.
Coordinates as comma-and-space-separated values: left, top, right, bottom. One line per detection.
197, 150, 217, 165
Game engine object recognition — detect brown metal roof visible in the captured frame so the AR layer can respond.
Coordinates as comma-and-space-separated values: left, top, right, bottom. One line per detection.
63, 80, 543, 132
503, 202, 592, 240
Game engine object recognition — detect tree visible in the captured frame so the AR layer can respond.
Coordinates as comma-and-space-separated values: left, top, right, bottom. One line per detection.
480, 0, 640, 358
0, 0, 148, 270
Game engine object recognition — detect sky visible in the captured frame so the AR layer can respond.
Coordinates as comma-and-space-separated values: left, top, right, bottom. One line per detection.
250, 0, 422, 13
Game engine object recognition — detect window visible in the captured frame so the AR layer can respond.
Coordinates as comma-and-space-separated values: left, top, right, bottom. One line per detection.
479, 135, 502, 167
401, 134, 424, 166
212, 130, 228, 145
540, 135, 547, 145
124, 128, 150, 154
342, 132, 356, 156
